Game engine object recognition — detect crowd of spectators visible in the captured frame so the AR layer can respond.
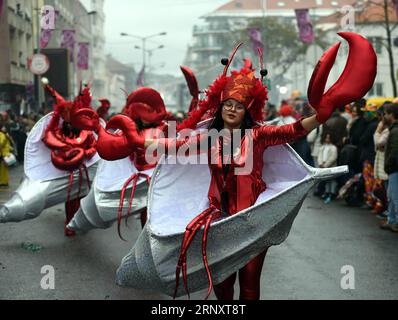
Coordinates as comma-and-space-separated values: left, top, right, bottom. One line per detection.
264, 97, 398, 233
0, 109, 45, 188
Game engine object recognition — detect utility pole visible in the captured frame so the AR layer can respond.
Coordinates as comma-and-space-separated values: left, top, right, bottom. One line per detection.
35, 0, 42, 111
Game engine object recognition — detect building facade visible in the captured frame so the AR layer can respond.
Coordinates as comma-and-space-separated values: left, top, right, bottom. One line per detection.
0, 0, 34, 113
89, 0, 108, 102
315, 0, 398, 98
184, 0, 358, 104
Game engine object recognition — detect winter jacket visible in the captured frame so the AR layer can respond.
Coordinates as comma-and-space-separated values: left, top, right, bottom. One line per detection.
359, 119, 378, 165
318, 144, 338, 168
374, 127, 389, 180
385, 121, 398, 175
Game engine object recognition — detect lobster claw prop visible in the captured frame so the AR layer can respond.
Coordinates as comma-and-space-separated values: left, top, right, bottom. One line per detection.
308, 32, 377, 124
106, 115, 145, 148
180, 66, 200, 113
51, 148, 85, 172
70, 108, 101, 132
72, 109, 138, 161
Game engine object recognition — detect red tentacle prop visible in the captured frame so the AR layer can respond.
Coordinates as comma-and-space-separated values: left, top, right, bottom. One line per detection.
117, 173, 138, 241
66, 172, 74, 205
117, 172, 151, 238
202, 210, 222, 300
125, 173, 151, 222
77, 167, 83, 200
82, 163, 91, 190
173, 206, 220, 299
124, 173, 141, 228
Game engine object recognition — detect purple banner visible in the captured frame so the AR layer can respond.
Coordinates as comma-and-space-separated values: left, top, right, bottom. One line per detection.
40, 10, 59, 49
77, 42, 89, 70
136, 65, 145, 88
61, 29, 76, 62
393, 0, 398, 18
0, 0, 4, 20
247, 28, 264, 56
295, 9, 314, 44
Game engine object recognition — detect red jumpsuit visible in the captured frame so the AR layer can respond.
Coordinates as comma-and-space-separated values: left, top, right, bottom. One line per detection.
161, 120, 308, 300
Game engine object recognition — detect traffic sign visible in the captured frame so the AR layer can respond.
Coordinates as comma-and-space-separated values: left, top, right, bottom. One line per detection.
29, 54, 50, 75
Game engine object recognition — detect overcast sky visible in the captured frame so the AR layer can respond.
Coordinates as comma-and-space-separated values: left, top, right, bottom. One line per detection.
82, 0, 230, 75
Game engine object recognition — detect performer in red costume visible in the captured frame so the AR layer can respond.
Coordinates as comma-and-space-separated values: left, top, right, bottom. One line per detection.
44, 84, 98, 237
70, 70, 197, 235
120, 87, 172, 228
74, 32, 377, 299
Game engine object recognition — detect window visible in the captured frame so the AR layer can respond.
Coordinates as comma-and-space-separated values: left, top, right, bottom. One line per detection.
369, 83, 384, 97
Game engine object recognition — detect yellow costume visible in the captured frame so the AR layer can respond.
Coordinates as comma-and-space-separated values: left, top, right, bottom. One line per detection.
0, 132, 12, 186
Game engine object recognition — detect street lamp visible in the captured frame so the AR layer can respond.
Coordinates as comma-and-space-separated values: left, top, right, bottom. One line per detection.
134, 44, 164, 70
120, 32, 167, 67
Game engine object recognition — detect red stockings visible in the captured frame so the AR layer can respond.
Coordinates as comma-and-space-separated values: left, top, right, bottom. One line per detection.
214, 249, 268, 300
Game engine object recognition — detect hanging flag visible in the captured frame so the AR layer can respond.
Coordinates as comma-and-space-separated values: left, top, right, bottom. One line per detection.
77, 42, 89, 70
40, 10, 59, 49
247, 28, 264, 56
136, 65, 145, 88
0, 0, 4, 21
393, 0, 398, 18
295, 9, 315, 44
61, 29, 76, 62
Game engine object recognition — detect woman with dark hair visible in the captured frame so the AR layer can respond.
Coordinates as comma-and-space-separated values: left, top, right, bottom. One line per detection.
74, 33, 377, 300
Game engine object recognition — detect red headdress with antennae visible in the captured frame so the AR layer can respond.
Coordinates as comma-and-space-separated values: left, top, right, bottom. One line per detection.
43, 84, 97, 174
178, 43, 268, 130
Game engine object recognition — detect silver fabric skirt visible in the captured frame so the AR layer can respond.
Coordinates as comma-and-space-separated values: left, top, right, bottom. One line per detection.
115, 144, 348, 298
0, 164, 98, 223
67, 173, 149, 233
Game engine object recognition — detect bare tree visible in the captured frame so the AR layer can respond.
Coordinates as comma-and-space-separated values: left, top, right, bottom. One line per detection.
365, 0, 398, 96
226, 17, 329, 83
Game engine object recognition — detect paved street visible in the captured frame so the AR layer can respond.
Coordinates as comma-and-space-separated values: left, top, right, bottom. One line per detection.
0, 164, 397, 300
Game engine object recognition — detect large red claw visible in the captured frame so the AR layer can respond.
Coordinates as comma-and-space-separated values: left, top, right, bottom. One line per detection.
43, 130, 69, 150
94, 115, 142, 161
181, 66, 200, 112
51, 148, 85, 172
106, 115, 145, 148
308, 32, 377, 124
70, 108, 100, 132
96, 126, 134, 161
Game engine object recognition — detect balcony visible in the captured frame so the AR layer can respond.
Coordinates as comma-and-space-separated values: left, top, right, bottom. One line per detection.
191, 45, 224, 53
193, 24, 230, 35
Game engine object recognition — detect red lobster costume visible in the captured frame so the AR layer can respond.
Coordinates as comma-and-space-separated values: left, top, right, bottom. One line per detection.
117, 88, 172, 233
72, 87, 174, 236
43, 84, 100, 236
74, 32, 377, 299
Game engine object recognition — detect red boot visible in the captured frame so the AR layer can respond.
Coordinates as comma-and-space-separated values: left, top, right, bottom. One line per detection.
64, 198, 81, 237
